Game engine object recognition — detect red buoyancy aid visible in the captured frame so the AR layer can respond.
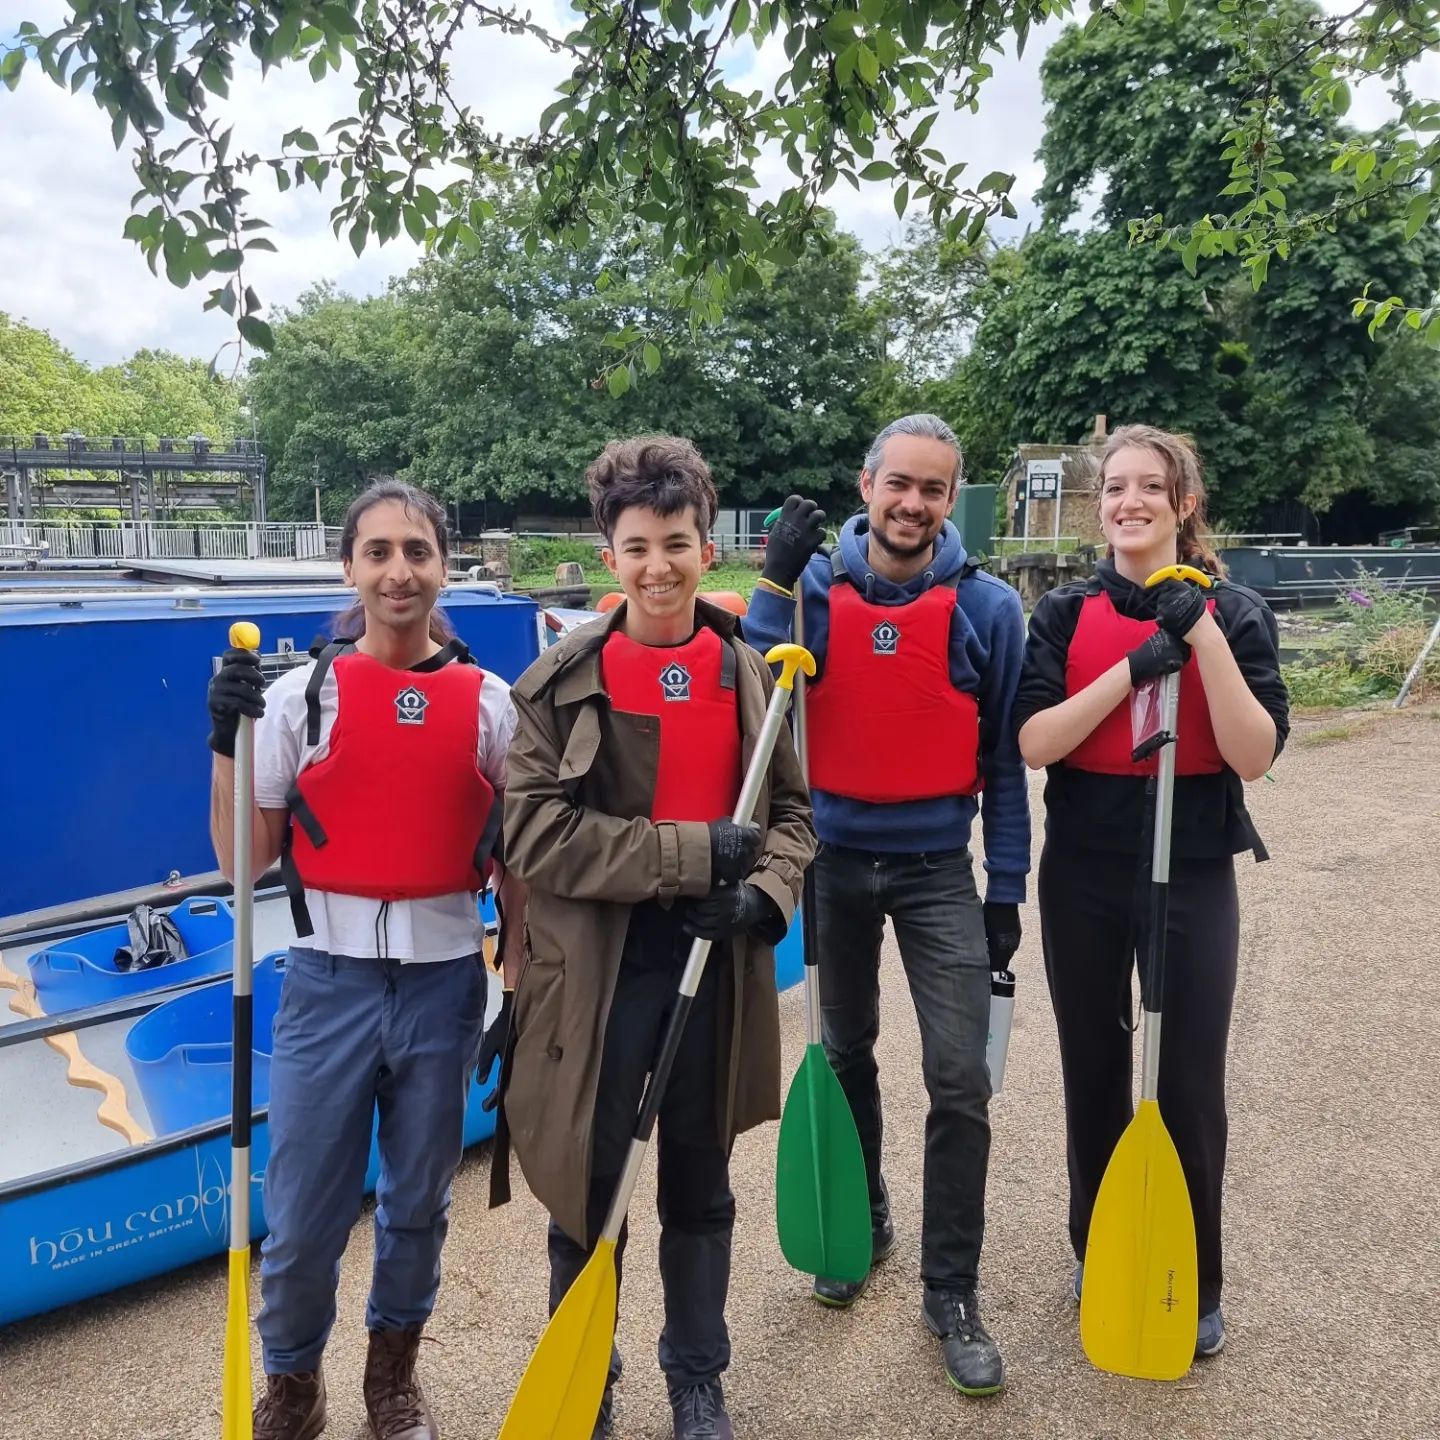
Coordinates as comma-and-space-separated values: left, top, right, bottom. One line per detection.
1064, 588, 1225, 776
601, 626, 742, 822
285, 645, 498, 927
807, 575, 982, 803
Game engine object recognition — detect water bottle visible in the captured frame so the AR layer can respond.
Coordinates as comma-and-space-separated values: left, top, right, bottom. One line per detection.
986, 969, 1016, 1092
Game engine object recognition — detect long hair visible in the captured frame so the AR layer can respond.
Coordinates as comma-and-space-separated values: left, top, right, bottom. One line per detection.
1096, 425, 1223, 576
333, 479, 455, 643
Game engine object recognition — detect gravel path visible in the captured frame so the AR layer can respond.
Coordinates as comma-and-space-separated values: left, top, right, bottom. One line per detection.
3, 706, 1437, 1440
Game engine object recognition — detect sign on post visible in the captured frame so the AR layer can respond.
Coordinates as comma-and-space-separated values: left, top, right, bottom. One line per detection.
1022, 458, 1065, 544
1026, 459, 1062, 499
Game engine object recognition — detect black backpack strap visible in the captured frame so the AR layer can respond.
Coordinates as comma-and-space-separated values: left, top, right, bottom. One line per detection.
281, 779, 327, 939
473, 795, 505, 877
830, 548, 850, 585
305, 641, 354, 746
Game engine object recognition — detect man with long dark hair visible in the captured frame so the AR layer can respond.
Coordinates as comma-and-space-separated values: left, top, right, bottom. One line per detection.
206, 480, 524, 1440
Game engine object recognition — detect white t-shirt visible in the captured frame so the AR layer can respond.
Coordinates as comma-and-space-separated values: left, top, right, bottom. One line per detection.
254, 652, 516, 962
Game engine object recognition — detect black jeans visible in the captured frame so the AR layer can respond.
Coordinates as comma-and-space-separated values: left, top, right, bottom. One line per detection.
813, 842, 993, 1291
547, 909, 734, 1391
1039, 840, 1239, 1317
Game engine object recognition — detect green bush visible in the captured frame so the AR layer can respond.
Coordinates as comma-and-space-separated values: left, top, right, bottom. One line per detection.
512, 536, 602, 576
1280, 657, 1390, 710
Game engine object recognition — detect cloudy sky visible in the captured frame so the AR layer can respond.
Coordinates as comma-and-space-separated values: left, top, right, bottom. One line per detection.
0, 4, 1430, 368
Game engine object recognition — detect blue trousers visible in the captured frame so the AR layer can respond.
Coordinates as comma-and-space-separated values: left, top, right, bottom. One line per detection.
257, 947, 485, 1374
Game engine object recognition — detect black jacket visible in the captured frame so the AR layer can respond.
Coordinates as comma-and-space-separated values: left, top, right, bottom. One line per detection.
1014, 560, 1290, 860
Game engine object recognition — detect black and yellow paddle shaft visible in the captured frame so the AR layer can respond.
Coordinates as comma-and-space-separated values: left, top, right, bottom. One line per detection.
498, 643, 815, 1440
775, 591, 872, 1283
1080, 566, 1211, 1381
223, 619, 260, 1440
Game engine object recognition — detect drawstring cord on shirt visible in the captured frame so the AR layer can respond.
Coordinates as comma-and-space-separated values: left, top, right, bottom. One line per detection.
374, 898, 393, 967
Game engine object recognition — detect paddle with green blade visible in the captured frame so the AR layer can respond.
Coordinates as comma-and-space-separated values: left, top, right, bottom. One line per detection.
772, 554, 872, 1286
498, 642, 815, 1440
1079, 563, 1209, 1381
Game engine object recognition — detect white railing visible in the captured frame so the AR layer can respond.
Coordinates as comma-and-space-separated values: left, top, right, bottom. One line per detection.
0, 520, 329, 562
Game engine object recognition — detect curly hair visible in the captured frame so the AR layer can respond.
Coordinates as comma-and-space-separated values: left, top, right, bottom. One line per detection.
587, 435, 719, 541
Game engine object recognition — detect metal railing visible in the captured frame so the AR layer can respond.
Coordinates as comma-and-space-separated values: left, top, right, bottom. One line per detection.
0, 520, 330, 562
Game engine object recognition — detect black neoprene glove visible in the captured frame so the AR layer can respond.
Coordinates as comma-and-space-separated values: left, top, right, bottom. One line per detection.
1154, 578, 1209, 640
207, 647, 265, 757
983, 902, 1022, 971
1126, 629, 1190, 687
476, 989, 512, 1112
761, 495, 827, 592
683, 882, 784, 942
708, 819, 762, 886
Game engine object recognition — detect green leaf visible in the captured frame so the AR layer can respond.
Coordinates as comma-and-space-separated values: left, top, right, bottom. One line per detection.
1332, 79, 1351, 117
1405, 309, 1423, 331
836, 44, 858, 88
1167, 0, 1186, 20
860, 160, 897, 181
1404, 192, 1432, 242
856, 44, 879, 86
731, 0, 751, 36
642, 341, 661, 373
1, 48, 26, 91
895, 180, 910, 218
1355, 149, 1375, 185
237, 315, 275, 351
977, 170, 1013, 193
210, 249, 243, 272
606, 365, 631, 398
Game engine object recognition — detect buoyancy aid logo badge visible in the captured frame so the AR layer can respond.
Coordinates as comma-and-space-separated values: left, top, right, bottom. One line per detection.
659, 662, 692, 701
394, 685, 429, 725
871, 620, 900, 655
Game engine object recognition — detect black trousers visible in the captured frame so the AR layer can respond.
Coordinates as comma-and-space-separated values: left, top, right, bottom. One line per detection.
1039, 840, 1239, 1317
814, 843, 993, 1290
547, 914, 734, 1391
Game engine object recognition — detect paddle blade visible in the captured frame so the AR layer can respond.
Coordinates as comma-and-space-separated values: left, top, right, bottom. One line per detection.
1080, 1098, 1199, 1381
221, 1245, 254, 1440
499, 1238, 618, 1440
776, 1043, 872, 1284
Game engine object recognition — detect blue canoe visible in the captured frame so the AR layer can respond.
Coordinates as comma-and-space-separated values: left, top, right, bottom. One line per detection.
0, 888, 804, 1329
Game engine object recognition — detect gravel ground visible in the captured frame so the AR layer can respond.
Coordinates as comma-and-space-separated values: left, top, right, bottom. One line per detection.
3, 705, 1437, 1440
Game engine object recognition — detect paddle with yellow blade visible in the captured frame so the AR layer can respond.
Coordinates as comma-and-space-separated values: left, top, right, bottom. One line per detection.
222, 621, 260, 1440
771, 547, 871, 1286
1079, 564, 1209, 1382
498, 642, 816, 1440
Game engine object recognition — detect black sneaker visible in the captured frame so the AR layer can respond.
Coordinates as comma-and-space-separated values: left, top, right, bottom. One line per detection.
811, 1212, 897, 1308
1071, 1263, 1083, 1304
921, 1286, 1005, 1396
669, 1379, 733, 1440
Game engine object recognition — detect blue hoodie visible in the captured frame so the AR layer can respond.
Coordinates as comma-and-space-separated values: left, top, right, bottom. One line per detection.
745, 515, 1030, 904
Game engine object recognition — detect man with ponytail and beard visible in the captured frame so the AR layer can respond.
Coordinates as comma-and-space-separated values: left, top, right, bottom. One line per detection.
205, 480, 525, 1440
1014, 425, 1289, 1359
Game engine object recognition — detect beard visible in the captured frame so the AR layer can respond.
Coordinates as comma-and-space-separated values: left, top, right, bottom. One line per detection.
871, 513, 937, 560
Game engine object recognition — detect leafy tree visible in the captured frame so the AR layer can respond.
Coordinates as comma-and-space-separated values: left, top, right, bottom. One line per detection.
245, 283, 420, 519
1, 313, 241, 445
9, 1, 1437, 353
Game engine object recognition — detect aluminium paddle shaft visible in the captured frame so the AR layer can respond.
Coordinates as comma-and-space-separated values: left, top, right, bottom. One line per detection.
1138, 665, 1180, 1107
222, 619, 260, 1440
597, 644, 814, 1248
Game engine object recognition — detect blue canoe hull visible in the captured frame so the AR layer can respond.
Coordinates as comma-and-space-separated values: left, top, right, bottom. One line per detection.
0, 917, 804, 1328
0, 1066, 499, 1329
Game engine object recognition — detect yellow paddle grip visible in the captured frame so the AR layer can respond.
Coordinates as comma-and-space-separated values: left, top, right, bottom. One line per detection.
229, 621, 261, 650
1144, 564, 1212, 590
765, 643, 817, 692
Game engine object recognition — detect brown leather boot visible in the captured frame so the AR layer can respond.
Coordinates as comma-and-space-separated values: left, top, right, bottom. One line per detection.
363, 1327, 438, 1440
253, 1368, 327, 1440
